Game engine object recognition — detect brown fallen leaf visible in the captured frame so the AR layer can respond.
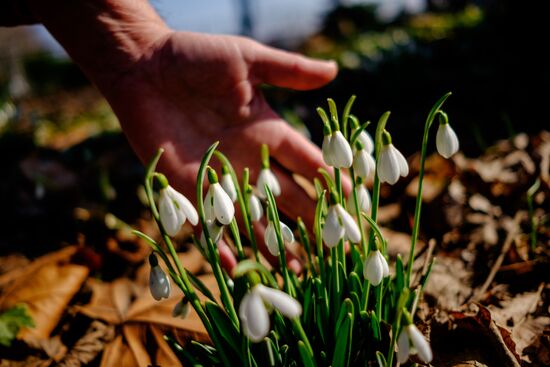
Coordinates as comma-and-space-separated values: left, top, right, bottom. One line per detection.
0, 246, 88, 341
75, 253, 215, 367
430, 303, 521, 367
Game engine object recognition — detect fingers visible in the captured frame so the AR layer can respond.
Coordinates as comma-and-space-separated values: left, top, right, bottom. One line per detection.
249, 43, 338, 90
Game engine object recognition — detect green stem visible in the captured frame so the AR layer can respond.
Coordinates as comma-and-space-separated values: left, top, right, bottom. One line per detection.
291, 318, 314, 359
197, 143, 239, 327
406, 92, 452, 286
349, 169, 368, 257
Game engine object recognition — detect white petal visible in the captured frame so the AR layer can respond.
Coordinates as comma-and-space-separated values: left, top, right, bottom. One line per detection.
239, 290, 270, 343
323, 206, 345, 248
358, 130, 374, 154
255, 285, 302, 318
336, 205, 361, 243
322, 135, 334, 166
436, 123, 459, 159
203, 188, 216, 223
380, 251, 390, 277
365, 153, 376, 179
392, 145, 409, 177
264, 222, 280, 256
407, 325, 433, 363
159, 189, 184, 237
280, 222, 294, 244
248, 194, 263, 222
212, 183, 235, 225
221, 173, 237, 202
149, 266, 171, 300
364, 250, 384, 286
377, 145, 400, 184
168, 186, 198, 226
331, 131, 353, 168
353, 149, 372, 179
200, 222, 224, 249
257, 168, 281, 198
397, 329, 411, 364
347, 185, 371, 216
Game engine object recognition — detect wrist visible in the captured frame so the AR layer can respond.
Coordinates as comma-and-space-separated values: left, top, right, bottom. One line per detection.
25, 0, 171, 89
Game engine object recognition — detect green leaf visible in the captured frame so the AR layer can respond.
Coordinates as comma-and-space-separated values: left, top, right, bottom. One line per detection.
370, 311, 381, 341
190, 340, 221, 365
188, 272, 216, 302
331, 313, 352, 367
341, 95, 356, 138
0, 305, 34, 347
375, 351, 387, 367
204, 301, 241, 356
349, 121, 371, 147
395, 254, 405, 297
298, 340, 317, 367
232, 260, 278, 289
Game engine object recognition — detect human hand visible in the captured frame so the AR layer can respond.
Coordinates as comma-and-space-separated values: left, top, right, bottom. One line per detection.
98, 31, 343, 268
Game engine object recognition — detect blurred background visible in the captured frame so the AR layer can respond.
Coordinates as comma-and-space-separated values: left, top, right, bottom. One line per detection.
0, 0, 548, 255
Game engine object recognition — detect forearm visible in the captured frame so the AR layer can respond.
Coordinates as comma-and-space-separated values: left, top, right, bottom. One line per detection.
14, 0, 171, 89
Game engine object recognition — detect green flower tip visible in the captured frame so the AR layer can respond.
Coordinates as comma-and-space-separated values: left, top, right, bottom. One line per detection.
148, 253, 159, 267
155, 173, 169, 189
438, 110, 449, 125
261, 144, 270, 169
246, 271, 261, 286
323, 122, 332, 137
402, 308, 413, 325
355, 176, 364, 185
382, 130, 392, 146
207, 166, 218, 184
355, 140, 364, 151
221, 164, 230, 175
349, 115, 360, 129
329, 189, 339, 205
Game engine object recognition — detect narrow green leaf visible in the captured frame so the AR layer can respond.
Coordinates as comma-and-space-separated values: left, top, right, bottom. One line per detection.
349, 121, 371, 147
341, 95, 356, 139
331, 314, 352, 367
298, 340, 317, 367
204, 301, 241, 356
188, 272, 216, 302
375, 351, 387, 367
370, 311, 381, 341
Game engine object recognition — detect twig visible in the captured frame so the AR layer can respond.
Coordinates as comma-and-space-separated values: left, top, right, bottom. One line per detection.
472, 212, 522, 302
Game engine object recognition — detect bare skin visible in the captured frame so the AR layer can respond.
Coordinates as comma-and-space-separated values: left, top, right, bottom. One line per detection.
10, 0, 348, 269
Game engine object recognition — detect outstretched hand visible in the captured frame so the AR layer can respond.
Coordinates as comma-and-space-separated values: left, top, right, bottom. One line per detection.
98, 31, 340, 267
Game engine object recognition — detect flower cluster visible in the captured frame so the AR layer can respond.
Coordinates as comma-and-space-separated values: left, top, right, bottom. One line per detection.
140, 94, 457, 367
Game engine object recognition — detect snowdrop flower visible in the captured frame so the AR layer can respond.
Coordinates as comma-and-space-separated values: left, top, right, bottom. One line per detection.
353, 141, 376, 180
204, 168, 234, 225
323, 193, 361, 247
377, 130, 409, 185
357, 129, 374, 154
157, 174, 198, 236
172, 298, 190, 319
265, 220, 294, 256
363, 249, 389, 286
397, 323, 433, 364
347, 182, 371, 216
323, 131, 353, 168
220, 165, 237, 202
436, 112, 459, 158
239, 284, 302, 342
149, 254, 171, 301
257, 144, 281, 198
247, 186, 264, 222
199, 221, 224, 250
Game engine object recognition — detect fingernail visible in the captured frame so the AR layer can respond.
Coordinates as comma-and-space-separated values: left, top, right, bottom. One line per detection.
288, 258, 302, 275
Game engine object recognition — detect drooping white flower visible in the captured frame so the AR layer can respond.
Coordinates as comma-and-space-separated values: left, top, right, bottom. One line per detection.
357, 129, 374, 154
257, 168, 281, 198
199, 221, 224, 250
436, 122, 459, 159
204, 168, 235, 225
322, 203, 361, 248
322, 134, 334, 166
158, 185, 198, 237
265, 220, 294, 256
172, 298, 190, 319
397, 324, 433, 364
329, 131, 353, 168
149, 255, 171, 301
239, 284, 302, 342
221, 171, 237, 202
363, 249, 389, 286
353, 148, 376, 180
347, 184, 371, 216
248, 192, 264, 222
377, 131, 409, 185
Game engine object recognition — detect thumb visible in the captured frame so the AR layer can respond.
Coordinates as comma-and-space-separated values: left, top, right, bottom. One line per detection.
250, 43, 338, 90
